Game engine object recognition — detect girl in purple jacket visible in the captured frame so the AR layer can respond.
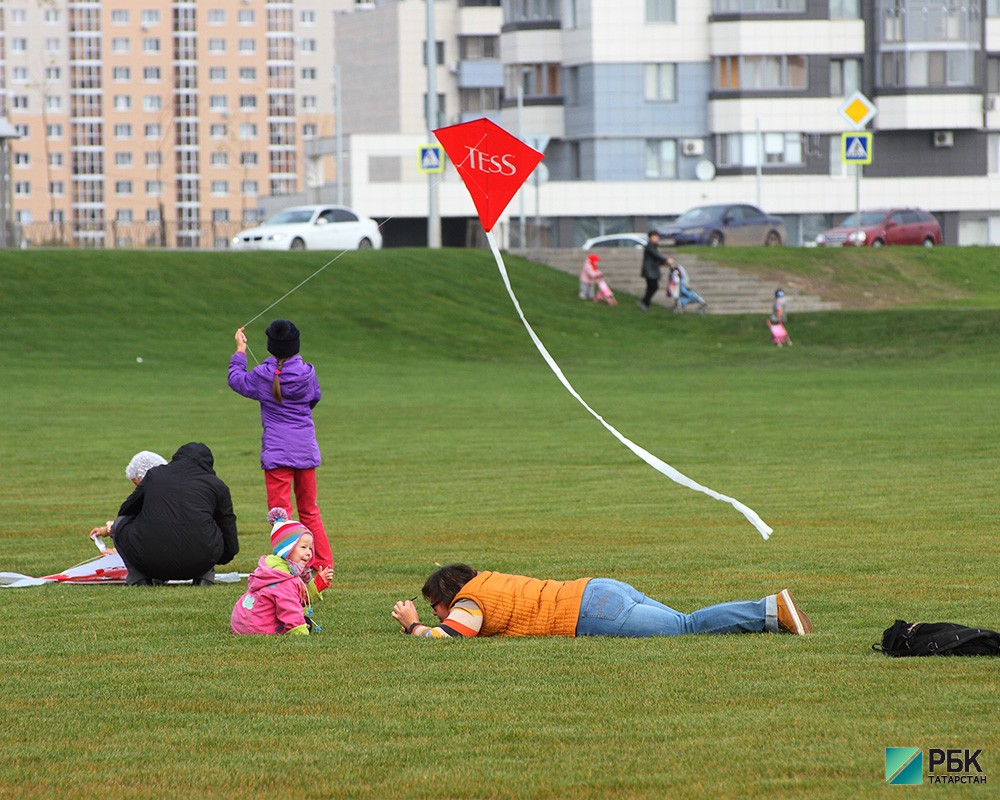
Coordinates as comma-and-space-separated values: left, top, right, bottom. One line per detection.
229, 319, 333, 574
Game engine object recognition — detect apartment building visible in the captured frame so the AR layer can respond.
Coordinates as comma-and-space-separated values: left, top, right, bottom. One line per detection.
0, 0, 352, 248
315, 0, 1000, 247
4, 1, 1000, 248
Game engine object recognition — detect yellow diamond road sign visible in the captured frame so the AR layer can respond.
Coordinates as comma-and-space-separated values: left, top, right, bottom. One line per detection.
839, 91, 876, 130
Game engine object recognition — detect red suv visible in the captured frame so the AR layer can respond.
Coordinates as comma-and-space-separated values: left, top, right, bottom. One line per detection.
815, 208, 942, 247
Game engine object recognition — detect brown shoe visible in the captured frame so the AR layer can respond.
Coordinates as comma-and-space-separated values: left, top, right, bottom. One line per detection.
776, 589, 812, 635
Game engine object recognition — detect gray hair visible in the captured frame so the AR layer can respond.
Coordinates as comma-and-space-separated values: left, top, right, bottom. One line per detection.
125, 451, 167, 482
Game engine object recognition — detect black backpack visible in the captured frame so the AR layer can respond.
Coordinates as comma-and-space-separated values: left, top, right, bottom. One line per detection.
873, 620, 1000, 657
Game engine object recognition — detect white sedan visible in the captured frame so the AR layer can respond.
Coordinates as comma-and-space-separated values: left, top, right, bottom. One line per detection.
231, 205, 383, 251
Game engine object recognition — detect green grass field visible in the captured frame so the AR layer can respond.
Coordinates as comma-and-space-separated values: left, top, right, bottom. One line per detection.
1, 248, 997, 799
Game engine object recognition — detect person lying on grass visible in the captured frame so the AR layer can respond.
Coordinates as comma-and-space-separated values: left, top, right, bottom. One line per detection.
391, 564, 812, 638
231, 509, 333, 635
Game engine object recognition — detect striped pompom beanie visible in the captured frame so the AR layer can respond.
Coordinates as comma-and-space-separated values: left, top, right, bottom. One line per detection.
268, 507, 310, 559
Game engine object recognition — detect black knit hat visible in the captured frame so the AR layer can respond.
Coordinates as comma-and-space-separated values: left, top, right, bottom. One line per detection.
265, 319, 300, 359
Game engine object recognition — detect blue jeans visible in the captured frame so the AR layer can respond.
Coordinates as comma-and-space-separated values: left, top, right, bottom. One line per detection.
575, 579, 767, 637
678, 285, 706, 307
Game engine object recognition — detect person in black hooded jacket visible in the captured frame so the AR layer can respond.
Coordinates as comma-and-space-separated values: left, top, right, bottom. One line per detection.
110, 442, 240, 586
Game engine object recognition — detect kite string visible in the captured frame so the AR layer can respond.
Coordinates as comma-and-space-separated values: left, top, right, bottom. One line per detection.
484, 231, 772, 539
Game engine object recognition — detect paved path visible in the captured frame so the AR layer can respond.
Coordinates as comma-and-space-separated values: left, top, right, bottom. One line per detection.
512, 248, 840, 315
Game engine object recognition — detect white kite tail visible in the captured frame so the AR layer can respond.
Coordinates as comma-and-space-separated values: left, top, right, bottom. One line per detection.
485, 232, 772, 540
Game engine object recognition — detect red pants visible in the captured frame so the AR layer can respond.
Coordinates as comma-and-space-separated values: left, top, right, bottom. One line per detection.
264, 467, 333, 568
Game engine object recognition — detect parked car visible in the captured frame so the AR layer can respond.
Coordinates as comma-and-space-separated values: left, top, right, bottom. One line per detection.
231, 205, 382, 251
581, 233, 647, 250
659, 203, 785, 247
815, 208, 941, 247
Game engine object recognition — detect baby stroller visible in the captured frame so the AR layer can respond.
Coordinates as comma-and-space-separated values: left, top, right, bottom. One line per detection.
667, 259, 707, 314
594, 277, 617, 306
767, 319, 792, 346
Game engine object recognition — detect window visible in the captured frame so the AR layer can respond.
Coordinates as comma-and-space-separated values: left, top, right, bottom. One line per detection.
644, 64, 677, 101
44, 7, 60, 23
146, 180, 163, 195
211, 152, 229, 167
301, 67, 318, 81
714, 55, 807, 90
208, 39, 226, 54
45, 67, 61, 81
113, 67, 131, 81
422, 41, 445, 66
880, 49, 974, 88
115, 153, 133, 167
49, 153, 64, 167
301, 10, 317, 24
144, 67, 161, 81
10, 9, 27, 24
238, 9, 256, 24
210, 124, 228, 138
242, 180, 259, 195
14, 182, 31, 197
143, 96, 162, 112
240, 67, 257, 81
717, 132, 804, 167
17, 125, 30, 137
146, 209, 161, 223
459, 35, 499, 60
505, 64, 561, 99
145, 152, 163, 167
111, 9, 129, 24
143, 38, 161, 54
645, 139, 677, 178
212, 209, 231, 223
990, 0, 1000, 16
830, 0, 860, 17
12, 96, 29, 110
240, 95, 258, 110
830, 59, 861, 96
239, 39, 256, 54
115, 181, 133, 195
45, 37, 61, 53
713, 0, 805, 11
11, 38, 28, 54
240, 123, 258, 139
300, 39, 318, 53
503, 0, 560, 22
12, 67, 28, 83
646, 0, 675, 22
114, 124, 132, 138
112, 38, 130, 54
14, 153, 30, 167
113, 95, 132, 111
209, 67, 227, 82
145, 123, 162, 139
50, 181, 66, 195
16, 210, 33, 225
45, 96, 62, 112
208, 9, 225, 24
460, 87, 503, 114
211, 180, 229, 194
210, 95, 229, 111
46, 124, 62, 138
301, 96, 318, 110
240, 152, 259, 166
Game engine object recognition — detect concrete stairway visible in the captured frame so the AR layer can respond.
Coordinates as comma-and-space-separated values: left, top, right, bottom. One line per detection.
511, 248, 840, 315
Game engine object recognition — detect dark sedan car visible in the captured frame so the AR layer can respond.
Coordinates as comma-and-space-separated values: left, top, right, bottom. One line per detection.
660, 203, 785, 247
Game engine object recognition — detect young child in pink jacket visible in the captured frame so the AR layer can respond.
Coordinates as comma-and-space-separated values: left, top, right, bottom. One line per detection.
231, 509, 333, 635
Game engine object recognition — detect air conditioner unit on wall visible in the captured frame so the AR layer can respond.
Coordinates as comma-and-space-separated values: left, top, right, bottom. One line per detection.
681, 139, 704, 157
932, 130, 954, 148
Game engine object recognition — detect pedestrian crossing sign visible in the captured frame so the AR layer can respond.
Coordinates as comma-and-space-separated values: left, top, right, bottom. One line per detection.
418, 144, 445, 173
841, 132, 873, 165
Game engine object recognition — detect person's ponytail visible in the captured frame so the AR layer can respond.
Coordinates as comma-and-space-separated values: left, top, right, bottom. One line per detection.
271, 358, 287, 403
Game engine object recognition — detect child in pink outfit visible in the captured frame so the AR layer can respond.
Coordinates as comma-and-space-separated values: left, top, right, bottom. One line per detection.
579, 254, 602, 299
230, 509, 333, 635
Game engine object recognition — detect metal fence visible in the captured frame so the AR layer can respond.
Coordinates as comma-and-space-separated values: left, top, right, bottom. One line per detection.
16, 220, 251, 250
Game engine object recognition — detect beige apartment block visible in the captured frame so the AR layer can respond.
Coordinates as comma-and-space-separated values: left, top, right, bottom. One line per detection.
1, 0, 346, 248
